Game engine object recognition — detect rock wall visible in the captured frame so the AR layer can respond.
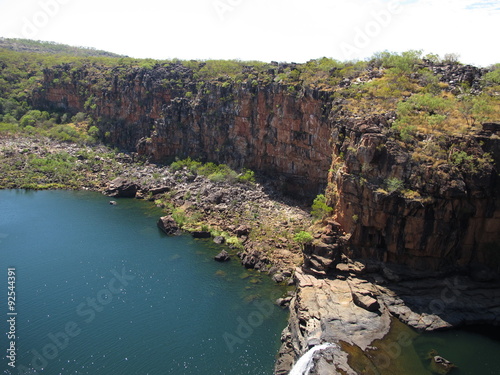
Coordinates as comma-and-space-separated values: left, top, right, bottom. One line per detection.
30, 63, 500, 271
328, 115, 500, 273
31, 64, 334, 198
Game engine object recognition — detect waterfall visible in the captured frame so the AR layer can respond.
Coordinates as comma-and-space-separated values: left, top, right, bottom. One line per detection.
288, 343, 336, 375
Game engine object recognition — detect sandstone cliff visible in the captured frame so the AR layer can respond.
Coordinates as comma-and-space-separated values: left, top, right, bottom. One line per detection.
8, 48, 500, 375
327, 115, 500, 273
29, 60, 500, 273
31, 63, 334, 198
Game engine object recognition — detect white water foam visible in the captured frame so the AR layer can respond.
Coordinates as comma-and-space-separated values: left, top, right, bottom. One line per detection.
288, 343, 336, 375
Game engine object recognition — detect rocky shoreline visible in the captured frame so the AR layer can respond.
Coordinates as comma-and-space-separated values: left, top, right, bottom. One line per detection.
0, 135, 309, 276
276, 223, 500, 374
2, 135, 500, 375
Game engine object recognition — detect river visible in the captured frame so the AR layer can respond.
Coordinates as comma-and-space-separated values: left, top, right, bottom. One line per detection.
0, 190, 289, 375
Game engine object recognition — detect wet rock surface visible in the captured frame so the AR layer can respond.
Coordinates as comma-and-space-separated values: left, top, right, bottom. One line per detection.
214, 250, 230, 262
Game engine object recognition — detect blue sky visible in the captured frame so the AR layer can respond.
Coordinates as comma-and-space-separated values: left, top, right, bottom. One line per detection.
0, 0, 498, 66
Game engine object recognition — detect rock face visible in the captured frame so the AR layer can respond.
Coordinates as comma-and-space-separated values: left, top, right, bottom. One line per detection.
239, 249, 270, 271
191, 231, 211, 239
31, 63, 500, 271
302, 220, 344, 277
275, 268, 392, 375
424, 60, 487, 92
31, 64, 334, 199
328, 115, 500, 273
23, 61, 500, 375
276, 261, 500, 374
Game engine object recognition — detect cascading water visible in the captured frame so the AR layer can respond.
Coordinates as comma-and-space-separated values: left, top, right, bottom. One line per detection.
288, 343, 336, 375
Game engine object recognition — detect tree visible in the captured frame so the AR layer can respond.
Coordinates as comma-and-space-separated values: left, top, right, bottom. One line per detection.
294, 231, 313, 248
88, 125, 99, 138
311, 194, 333, 220
72, 112, 87, 123
443, 53, 461, 64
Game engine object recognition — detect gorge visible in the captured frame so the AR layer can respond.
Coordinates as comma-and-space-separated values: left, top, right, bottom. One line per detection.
29, 56, 500, 274
2, 42, 500, 374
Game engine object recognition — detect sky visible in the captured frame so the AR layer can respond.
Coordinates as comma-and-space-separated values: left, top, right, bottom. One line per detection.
0, 0, 499, 66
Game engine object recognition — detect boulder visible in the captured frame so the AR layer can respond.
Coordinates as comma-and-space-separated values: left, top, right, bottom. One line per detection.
105, 177, 139, 198
214, 250, 230, 262
276, 297, 292, 307
239, 249, 269, 270
149, 186, 170, 195
429, 351, 456, 374
157, 216, 180, 236
352, 292, 380, 312
213, 236, 225, 244
235, 225, 251, 236
272, 273, 285, 283
482, 122, 500, 133
208, 191, 224, 204
192, 231, 211, 239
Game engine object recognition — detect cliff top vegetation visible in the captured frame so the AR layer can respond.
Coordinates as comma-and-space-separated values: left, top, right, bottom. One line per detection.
1, 39, 499, 152
0, 38, 124, 58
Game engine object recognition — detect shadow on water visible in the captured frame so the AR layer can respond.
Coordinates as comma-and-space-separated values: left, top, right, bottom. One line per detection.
337, 260, 500, 374
348, 317, 500, 375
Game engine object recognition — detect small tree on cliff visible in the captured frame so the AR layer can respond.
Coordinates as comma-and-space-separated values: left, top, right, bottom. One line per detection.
294, 231, 313, 249
311, 194, 333, 220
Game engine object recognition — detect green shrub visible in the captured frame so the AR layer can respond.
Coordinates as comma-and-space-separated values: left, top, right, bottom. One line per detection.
293, 231, 313, 246
0, 122, 19, 133
371, 50, 423, 74
226, 236, 244, 250
172, 208, 188, 227
311, 194, 333, 219
237, 168, 255, 184
208, 172, 228, 183
170, 158, 253, 184
385, 177, 404, 193
88, 125, 99, 138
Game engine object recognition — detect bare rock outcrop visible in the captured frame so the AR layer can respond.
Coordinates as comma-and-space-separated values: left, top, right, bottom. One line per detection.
157, 216, 181, 236
276, 261, 500, 375
330, 115, 500, 273
105, 177, 139, 198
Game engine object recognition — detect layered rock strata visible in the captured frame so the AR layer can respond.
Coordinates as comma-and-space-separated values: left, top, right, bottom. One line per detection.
329, 116, 500, 273
31, 64, 334, 198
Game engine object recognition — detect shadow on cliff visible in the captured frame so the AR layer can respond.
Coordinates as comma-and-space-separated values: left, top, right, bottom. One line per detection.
327, 259, 500, 331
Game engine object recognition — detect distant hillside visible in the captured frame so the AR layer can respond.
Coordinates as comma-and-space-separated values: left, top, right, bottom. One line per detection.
0, 38, 124, 58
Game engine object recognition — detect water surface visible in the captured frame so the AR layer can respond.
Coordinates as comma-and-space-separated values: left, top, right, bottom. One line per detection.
0, 190, 288, 375
367, 317, 500, 375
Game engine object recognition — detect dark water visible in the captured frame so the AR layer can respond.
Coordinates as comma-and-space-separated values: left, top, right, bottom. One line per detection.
0, 190, 289, 375
368, 317, 500, 375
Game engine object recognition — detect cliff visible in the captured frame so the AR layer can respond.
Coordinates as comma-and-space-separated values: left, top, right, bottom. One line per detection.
326, 115, 500, 273
28, 57, 500, 273
4, 46, 500, 375
31, 63, 334, 198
